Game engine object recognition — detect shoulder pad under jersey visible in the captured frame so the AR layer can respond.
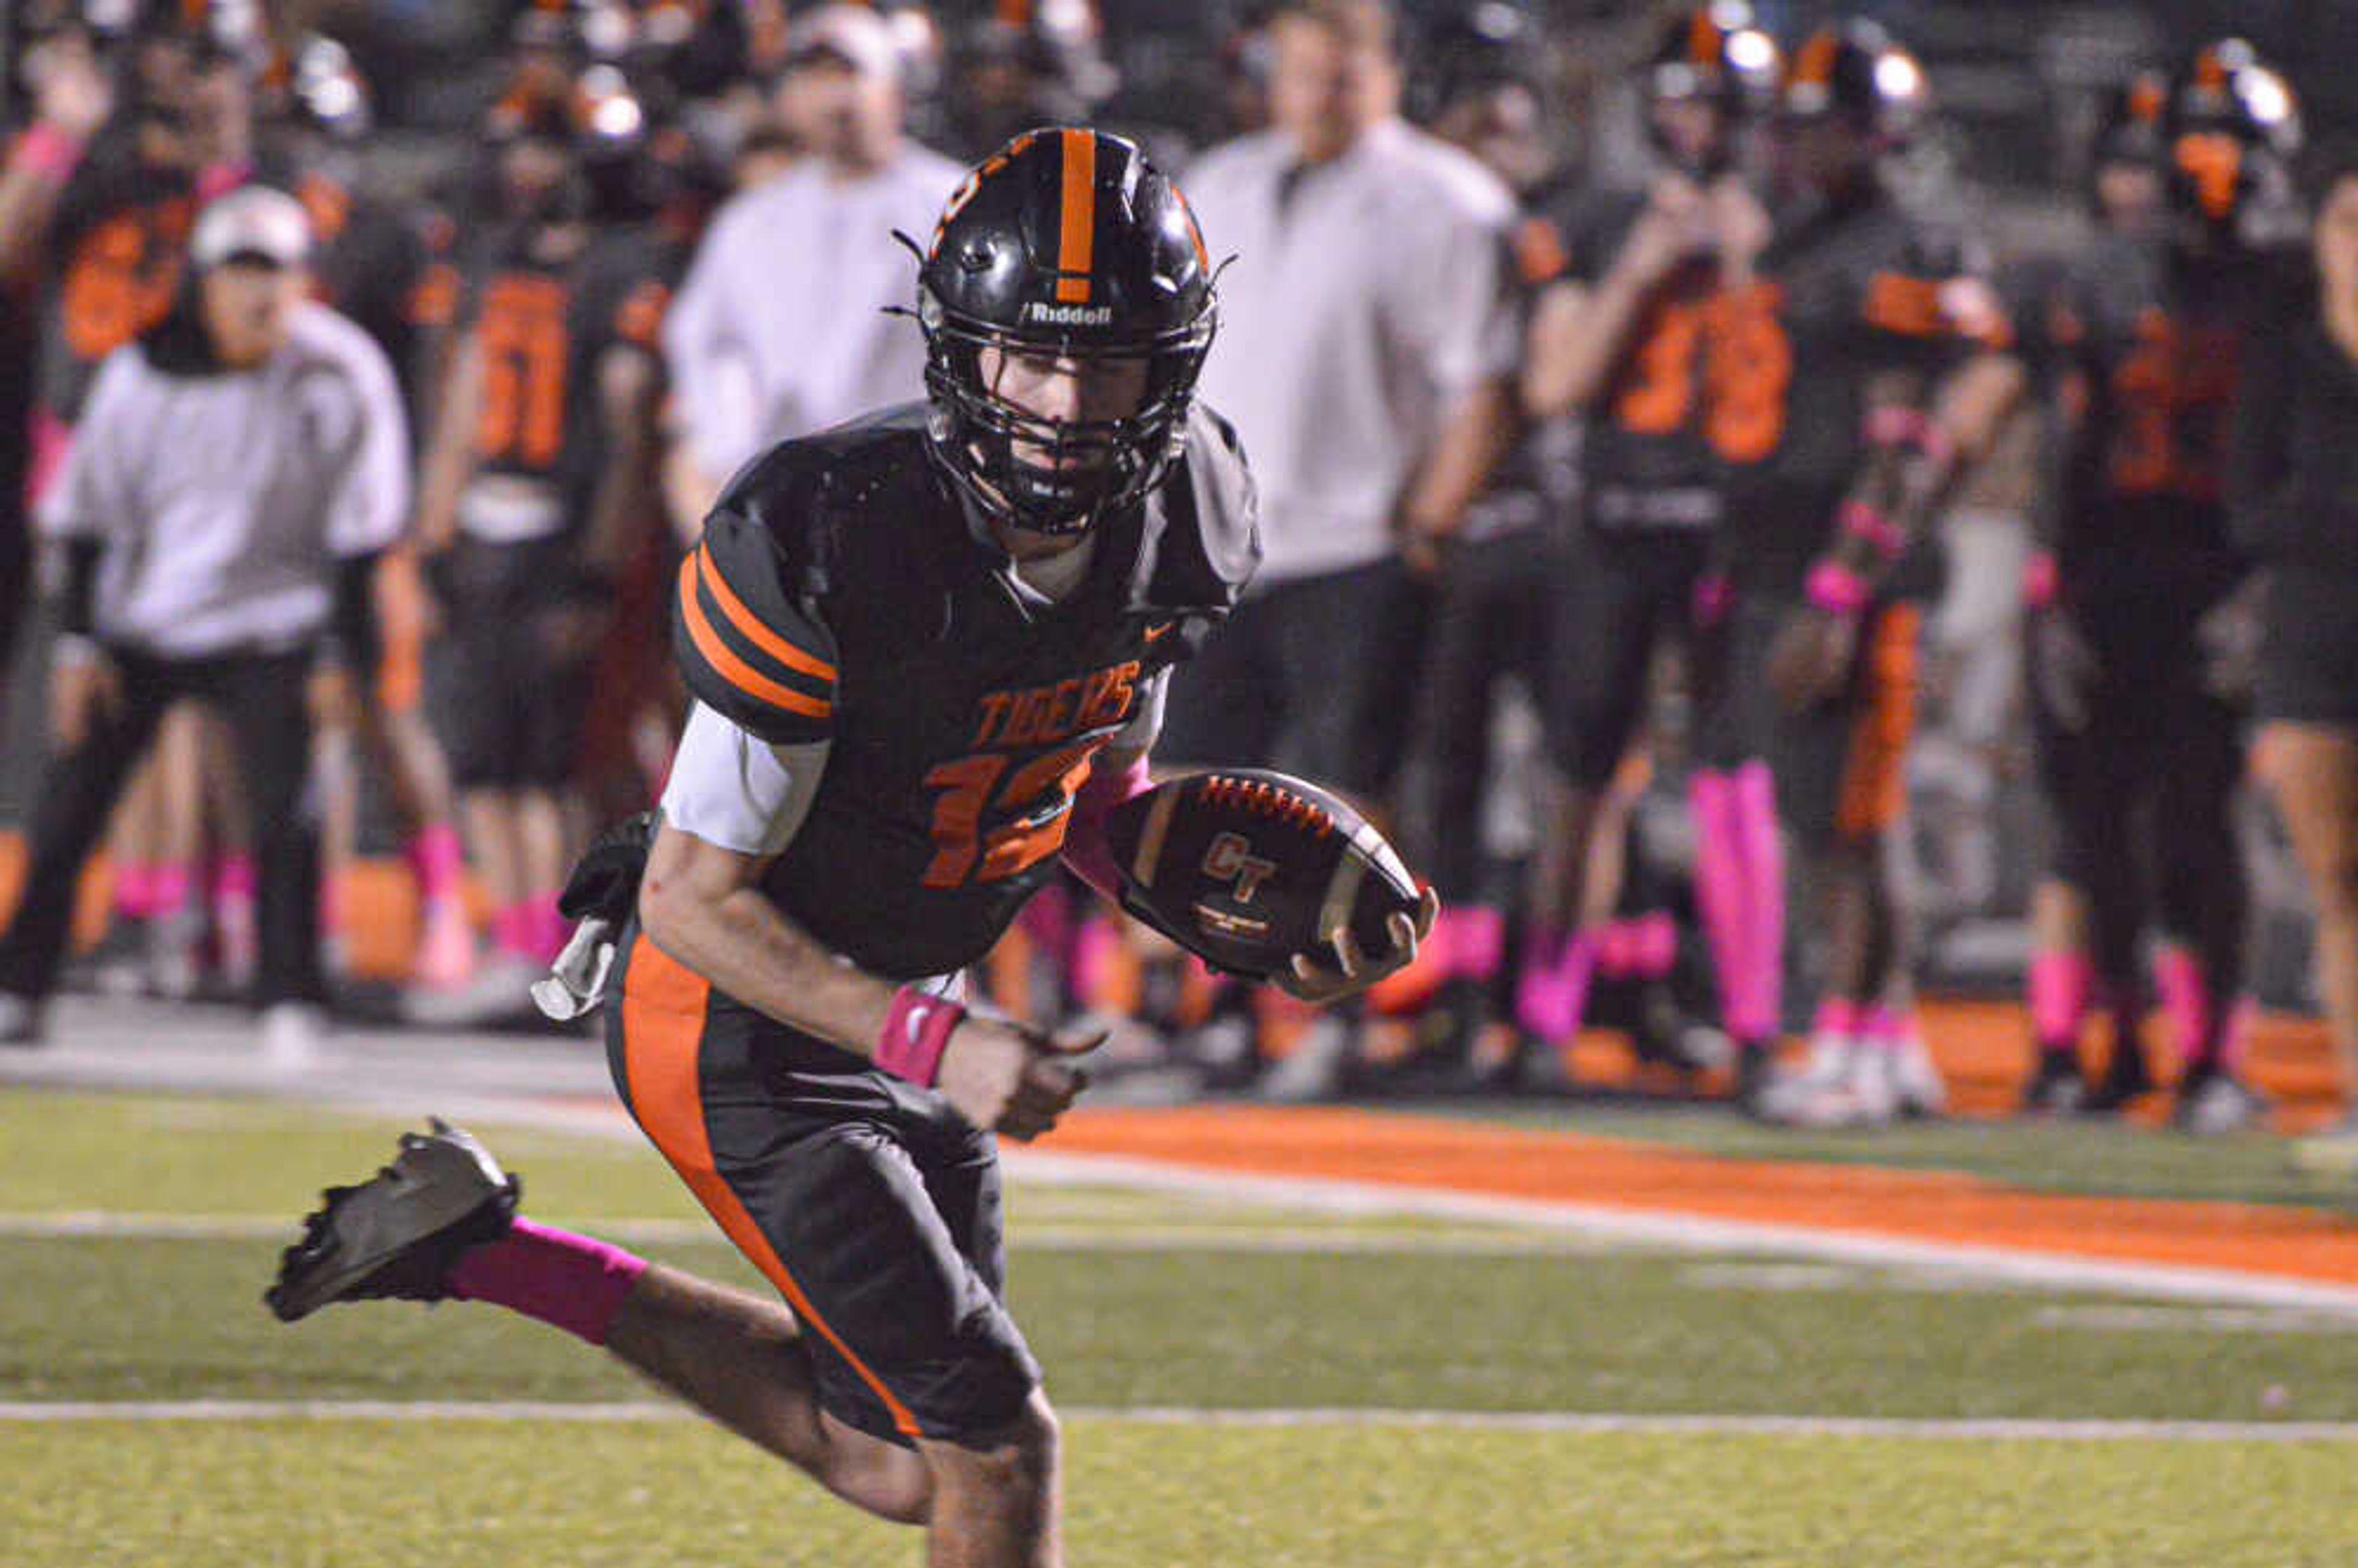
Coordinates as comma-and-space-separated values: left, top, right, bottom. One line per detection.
672, 503, 839, 746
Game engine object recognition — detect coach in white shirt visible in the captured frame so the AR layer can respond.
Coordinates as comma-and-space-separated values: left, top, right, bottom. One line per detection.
660, 4, 961, 524
0, 187, 409, 1050
1164, 0, 1520, 799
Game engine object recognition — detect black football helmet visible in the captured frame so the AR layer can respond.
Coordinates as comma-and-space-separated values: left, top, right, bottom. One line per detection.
2165, 39, 2303, 249
1782, 17, 1926, 147
912, 127, 1218, 537
1645, 2, 1780, 173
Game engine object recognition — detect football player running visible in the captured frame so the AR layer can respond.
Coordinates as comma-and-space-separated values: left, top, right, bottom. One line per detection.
267, 130, 1427, 1568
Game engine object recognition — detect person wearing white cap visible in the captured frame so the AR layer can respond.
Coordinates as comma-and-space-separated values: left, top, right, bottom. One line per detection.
0, 185, 411, 1057
658, 2, 960, 527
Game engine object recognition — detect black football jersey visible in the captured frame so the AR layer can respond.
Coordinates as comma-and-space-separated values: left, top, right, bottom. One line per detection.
2028, 231, 2284, 567
1719, 186, 1997, 589
459, 223, 677, 518
1554, 184, 1730, 535
36, 136, 197, 425
675, 401, 1259, 980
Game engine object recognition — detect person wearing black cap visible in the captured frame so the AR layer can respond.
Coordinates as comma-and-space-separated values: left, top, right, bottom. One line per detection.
0, 186, 410, 1055
265, 128, 1422, 1568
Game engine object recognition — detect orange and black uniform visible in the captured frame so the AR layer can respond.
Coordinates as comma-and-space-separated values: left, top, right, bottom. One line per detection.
607, 401, 1256, 1445
2021, 235, 2279, 984
33, 133, 198, 439
1705, 186, 1988, 845
1543, 184, 1732, 792
434, 225, 677, 790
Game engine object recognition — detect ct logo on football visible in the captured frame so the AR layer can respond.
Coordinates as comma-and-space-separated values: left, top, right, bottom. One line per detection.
1200, 832, 1277, 904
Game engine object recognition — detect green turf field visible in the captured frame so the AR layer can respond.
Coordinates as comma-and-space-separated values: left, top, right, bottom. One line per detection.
6, 1087, 2357, 1566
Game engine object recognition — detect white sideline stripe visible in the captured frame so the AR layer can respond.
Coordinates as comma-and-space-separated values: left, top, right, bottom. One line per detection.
1000, 1149, 2358, 1318
5, 1401, 2358, 1441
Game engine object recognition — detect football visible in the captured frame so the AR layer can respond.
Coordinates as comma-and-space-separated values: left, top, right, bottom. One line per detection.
1100, 768, 1425, 982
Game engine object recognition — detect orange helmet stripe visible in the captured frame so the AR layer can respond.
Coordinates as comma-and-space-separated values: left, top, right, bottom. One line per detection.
1796, 29, 1839, 85
1056, 128, 1097, 305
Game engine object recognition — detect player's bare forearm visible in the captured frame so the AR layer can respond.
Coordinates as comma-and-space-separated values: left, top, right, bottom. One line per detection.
1399, 376, 1518, 549
414, 333, 487, 552
636, 818, 894, 1054
1523, 274, 1649, 418
581, 347, 661, 582
1824, 354, 2026, 585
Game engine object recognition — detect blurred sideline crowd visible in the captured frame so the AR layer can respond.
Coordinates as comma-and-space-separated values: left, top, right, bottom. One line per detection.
2, 0, 2357, 1163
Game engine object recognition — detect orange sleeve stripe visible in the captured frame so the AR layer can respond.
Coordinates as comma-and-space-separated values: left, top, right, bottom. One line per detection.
678, 557, 833, 720
619, 935, 924, 1439
1056, 127, 1097, 304
695, 546, 837, 683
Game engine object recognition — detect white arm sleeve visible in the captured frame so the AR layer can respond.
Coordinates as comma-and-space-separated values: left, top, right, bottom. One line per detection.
658, 701, 830, 856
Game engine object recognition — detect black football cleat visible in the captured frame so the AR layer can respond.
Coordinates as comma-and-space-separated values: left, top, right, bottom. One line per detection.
2080, 1025, 2154, 1115
2019, 1047, 2087, 1115
265, 1119, 521, 1323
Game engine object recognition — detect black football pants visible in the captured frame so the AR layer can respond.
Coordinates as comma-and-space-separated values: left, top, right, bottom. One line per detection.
0, 645, 324, 1007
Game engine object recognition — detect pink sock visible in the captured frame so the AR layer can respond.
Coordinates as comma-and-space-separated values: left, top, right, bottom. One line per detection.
212, 853, 257, 907
1859, 1002, 1910, 1053
1442, 906, 1506, 982
494, 904, 535, 958
527, 894, 567, 964
1597, 920, 1638, 980
2028, 951, 2093, 1050
1813, 996, 1862, 1039
149, 860, 194, 915
1628, 912, 1676, 981
1730, 761, 1786, 1042
445, 1218, 647, 1347
2156, 947, 2244, 1071
1516, 927, 1597, 1043
114, 862, 158, 920
1689, 770, 1753, 1039
407, 824, 465, 906
318, 874, 346, 937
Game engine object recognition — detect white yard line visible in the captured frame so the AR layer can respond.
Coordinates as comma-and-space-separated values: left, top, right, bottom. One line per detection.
5, 1400, 2357, 1441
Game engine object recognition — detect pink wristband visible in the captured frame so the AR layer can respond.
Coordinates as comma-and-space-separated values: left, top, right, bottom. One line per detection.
2020, 550, 2061, 610
13, 123, 84, 182
1838, 500, 1905, 561
877, 987, 964, 1087
1805, 560, 1870, 617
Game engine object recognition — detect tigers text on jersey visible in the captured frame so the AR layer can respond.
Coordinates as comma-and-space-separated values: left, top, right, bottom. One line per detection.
672, 400, 1258, 980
